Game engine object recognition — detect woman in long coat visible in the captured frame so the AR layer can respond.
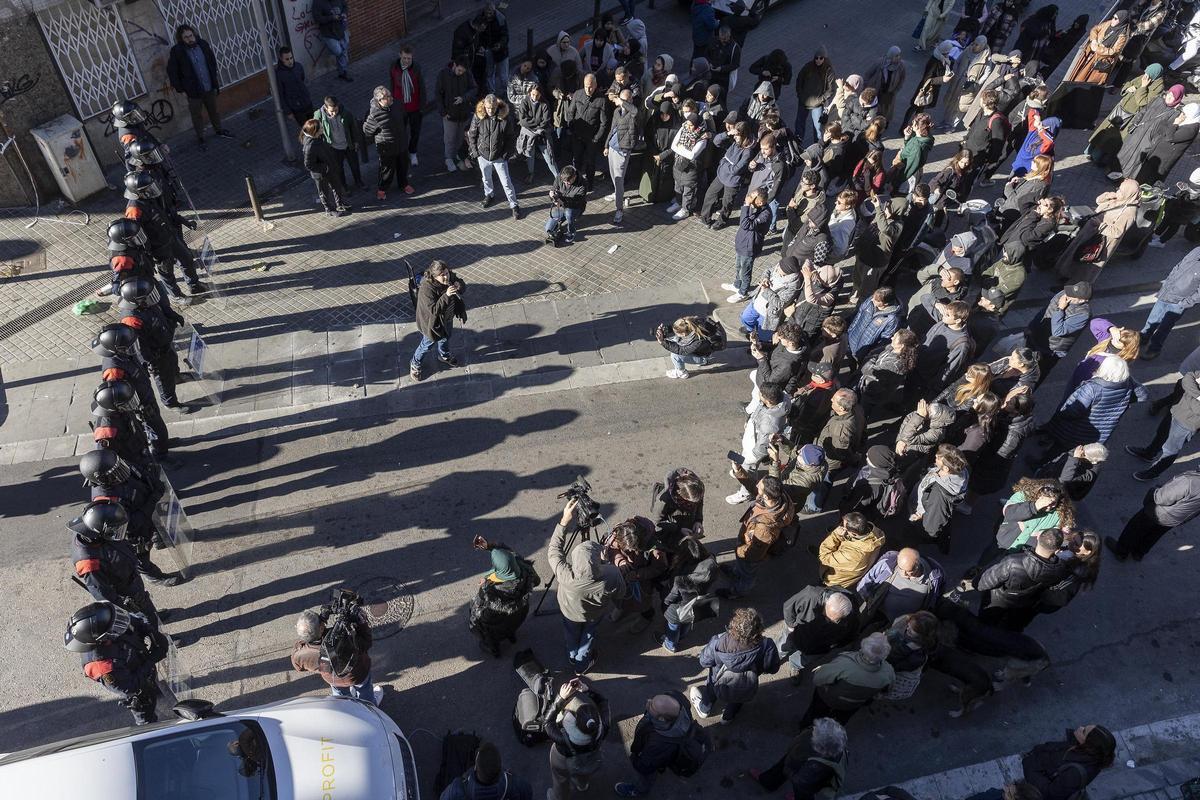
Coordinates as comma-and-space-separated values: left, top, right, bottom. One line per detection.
467, 538, 539, 657
1116, 83, 1184, 178
1065, 11, 1131, 85
902, 43, 956, 131
942, 36, 992, 129
1087, 64, 1163, 170
1135, 103, 1200, 185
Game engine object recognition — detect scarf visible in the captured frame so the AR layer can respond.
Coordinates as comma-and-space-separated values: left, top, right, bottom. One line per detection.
488, 548, 523, 582
400, 68, 415, 104
1100, 13, 1129, 47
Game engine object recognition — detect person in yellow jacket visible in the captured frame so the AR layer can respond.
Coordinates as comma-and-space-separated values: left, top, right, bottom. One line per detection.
815, 512, 886, 587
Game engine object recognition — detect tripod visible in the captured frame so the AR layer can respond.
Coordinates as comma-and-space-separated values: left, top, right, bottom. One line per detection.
533, 515, 605, 617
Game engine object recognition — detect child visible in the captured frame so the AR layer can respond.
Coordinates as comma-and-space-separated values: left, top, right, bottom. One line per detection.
544, 164, 587, 244
723, 188, 772, 303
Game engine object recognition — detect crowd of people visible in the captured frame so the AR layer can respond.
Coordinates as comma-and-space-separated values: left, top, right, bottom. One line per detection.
49, 0, 1200, 797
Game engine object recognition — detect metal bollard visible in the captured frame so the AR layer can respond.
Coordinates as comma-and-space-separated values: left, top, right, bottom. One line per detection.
245, 175, 264, 222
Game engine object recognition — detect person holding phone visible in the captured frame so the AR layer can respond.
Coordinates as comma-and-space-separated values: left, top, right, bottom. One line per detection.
467, 535, 539, 658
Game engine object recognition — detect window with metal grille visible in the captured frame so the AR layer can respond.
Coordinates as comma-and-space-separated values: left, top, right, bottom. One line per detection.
155, 0, 285, 88
35, 0, 148, 120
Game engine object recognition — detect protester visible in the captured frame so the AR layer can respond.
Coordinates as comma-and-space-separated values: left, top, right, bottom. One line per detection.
690, 607, 781, 723
778, 585, 859, 676
275, 47, 313, 128
166, 25, 231, 150
467, 536, 539, 657
545, 677, 609, 800
363, 86, 413, 200
1105, 467, 1200, 561
614, 691, 706, 797
439, 741, 533, 800
300, 119, 349, 218
314, 96, 366, 192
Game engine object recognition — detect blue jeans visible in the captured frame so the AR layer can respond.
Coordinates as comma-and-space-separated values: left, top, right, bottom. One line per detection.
527, 140, 558, 180
562, 617, 601, 672
1141, 300, 1185, 353
330, 671, 376, 705
740, 304, 774, 342
546, 206, 578, 238
670, 353, 707, 371
662, 616, 688, 650
734, 254, 754, 295
479, 157, 518, 207
320, 31, 350, 76
727, 556, 758, 595
410, 334, 450, 369
797, 106, 824, 148
769, 198, 780, 230
805, 473, 834, 513
1144, 415, 1196, 474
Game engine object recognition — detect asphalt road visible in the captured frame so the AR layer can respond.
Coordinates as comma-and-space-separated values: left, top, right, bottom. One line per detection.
3, 281, 1199, 795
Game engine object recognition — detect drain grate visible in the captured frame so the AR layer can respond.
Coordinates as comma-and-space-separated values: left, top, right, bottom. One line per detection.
0, 275, 108, 342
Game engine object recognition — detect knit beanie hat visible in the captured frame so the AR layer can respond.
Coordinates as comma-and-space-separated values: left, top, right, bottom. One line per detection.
475, 741, 502, 784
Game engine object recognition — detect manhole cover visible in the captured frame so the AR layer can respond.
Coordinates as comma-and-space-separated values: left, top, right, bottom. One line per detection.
356, 576, 415, 640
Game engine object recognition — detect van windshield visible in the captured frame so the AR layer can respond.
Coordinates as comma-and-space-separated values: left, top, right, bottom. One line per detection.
133, 720, 276, 800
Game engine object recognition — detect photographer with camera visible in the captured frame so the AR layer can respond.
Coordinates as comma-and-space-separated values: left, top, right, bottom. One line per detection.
410, 259, 467, 382
544, 676, 610, 800
291, 596, 380, 705
548, 497, 625, 674
468, 535, 540, 658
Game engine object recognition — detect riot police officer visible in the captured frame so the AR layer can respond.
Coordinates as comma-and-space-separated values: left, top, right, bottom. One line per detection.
123, 171, 206, 298
92, 378, 161, 463
128, 136, 185, 218
69, 499, 171, 619
111, 99, 159, 164
118, 277, 189, 412
79, 448, 176, 583
64, 601, 169, 725
93, 322, 174, 433
101, 218, 158, 298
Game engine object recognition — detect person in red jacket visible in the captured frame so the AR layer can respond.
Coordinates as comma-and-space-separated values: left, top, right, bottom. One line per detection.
390, 45, 426, 167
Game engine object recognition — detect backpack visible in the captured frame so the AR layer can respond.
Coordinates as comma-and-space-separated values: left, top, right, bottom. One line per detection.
512, 649, 555, 746
433, 730, 480, 795
695, 316, 727, 351
669, 721, 712, 777
878, 476, 906, 518
1052, 760, 1092, 800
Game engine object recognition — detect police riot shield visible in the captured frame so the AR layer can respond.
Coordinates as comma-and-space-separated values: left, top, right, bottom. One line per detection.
194, 235, 228, 309
151, 469, 195, 579
174, 323, 225, 406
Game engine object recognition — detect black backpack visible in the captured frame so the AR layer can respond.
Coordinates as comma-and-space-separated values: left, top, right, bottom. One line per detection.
669, 721, 711, 777
696, 316, 727, 352
433, 730, 480, 796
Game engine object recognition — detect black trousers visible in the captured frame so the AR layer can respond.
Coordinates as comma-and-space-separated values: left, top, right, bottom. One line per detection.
310, 171, 347, 211
700, 180, 738, 224
331, 147, 363, 187
376, 143, 409, 190
153, 237, 200, 291
146, 346, 181, 405
1115, 507, 1173, 559
570, 137, 599, 188
798, 691, 860, 729
405, 110, 423, 154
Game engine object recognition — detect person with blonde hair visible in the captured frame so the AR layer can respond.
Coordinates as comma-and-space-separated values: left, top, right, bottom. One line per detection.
1063, 318, 1140, 397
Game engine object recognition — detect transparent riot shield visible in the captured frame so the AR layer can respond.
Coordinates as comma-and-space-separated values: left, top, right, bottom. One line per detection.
151, 470, 196, 579
174, 323, 225, 406
194, 235, 229, 309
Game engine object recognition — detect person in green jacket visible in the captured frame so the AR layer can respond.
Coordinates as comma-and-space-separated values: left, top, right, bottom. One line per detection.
1088, 64, 1164, 169
890, 112, 935, 192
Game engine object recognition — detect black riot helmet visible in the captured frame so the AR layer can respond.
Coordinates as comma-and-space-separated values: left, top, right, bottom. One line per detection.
64, 602, 132, 652
127, 137, 163, 165
92, 323, 139, 357
68, 499, 130, 541
93, 378, 140, 413
111, 99, 148, 126
107, 218, 147, 251
118, 277, 160, 308
123, 170, 162, 200
79, 448, 132, 487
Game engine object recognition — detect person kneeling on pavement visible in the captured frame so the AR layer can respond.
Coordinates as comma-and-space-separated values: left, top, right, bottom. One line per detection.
658, 315, 722, 379
658, 536, 721, 652
690, 607, 782, 724
545, 164, 587, 245
291, 606, 379, 705
751, 717, 849, 797
545, 677, 610, 800
438, 740, 533, 800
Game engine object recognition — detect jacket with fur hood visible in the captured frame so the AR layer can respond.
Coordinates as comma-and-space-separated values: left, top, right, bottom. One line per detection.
467, 98, 515, 161
818, 522, 886, 587
735, 494, 796, 562
547, 522, 624, 623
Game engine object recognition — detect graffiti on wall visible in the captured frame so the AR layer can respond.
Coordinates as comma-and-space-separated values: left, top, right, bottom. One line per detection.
285, 0, 328, 74
0, 73, 40, 109
96, 97, 175, 137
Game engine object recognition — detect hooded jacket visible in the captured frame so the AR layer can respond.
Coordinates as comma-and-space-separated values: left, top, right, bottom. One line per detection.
796, 48, 836, 109
857, 345, 910, 408
414, 270, 466, 341
275, 60, 312, 113
767, 442, 828, 503
812, 650, 895, 709
848, 298, 903, 360
841, 446, 897, 517
547, 523, 625, 623
1157, 247, 1200, 308
469, 99, 516, 162
818, 522, 886, 587
1049, 376, 1146, 446
897, 403, 956, 455
699, 632, 782, 703
782, 585, 860, 655
362, 99, 410, 152
977, 545, 1067, 608
735, 494, 796, 562
1149, 469, 1200, 527
629, 691, 700, 774
662, 554, 720, 613
912, 467, 967, 536
817, 405, 866, 471
301, 133, 337, 178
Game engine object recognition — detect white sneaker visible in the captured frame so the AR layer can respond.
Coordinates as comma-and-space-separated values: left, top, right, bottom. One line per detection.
726, 488, 751, 505
672, 208, 689, 220
372, 684, 384, 705
726, 292, 748, 304
444, 158, 457, 172
665, 369, 689, 379
458, 158, 472, 171
1106, 171, 1124, 181
604, 193, 617, 202
410, 153, 418, 166
613, 211, 623, 223
688, 686, 712, 718
1149, 236, 1165, 248
666, 201, 681, 214
720, 283, 739, 293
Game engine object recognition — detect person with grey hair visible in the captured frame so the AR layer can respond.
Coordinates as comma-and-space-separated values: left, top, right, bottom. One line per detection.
801, 632, 895, 726
1036, 443, 1107, 501
290, 606, 379, 704
1037, 354, 1146, 469
778, 585, 860, 678
751, 717, 849, 795
362, 85, 412, 200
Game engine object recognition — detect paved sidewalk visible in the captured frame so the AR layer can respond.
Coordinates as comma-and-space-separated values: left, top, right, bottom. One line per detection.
844, 712, 1200, 800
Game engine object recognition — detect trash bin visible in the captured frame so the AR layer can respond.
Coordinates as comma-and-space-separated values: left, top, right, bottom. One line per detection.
29, 114, 106, 203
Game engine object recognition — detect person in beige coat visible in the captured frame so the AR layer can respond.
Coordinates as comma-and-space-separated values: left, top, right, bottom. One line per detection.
1057, 178, 1140, 282
815, 512, 886, 587
1066, 12, 1131, 86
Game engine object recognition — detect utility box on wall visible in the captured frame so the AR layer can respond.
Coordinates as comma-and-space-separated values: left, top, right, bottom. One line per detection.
29, 115, 106, 203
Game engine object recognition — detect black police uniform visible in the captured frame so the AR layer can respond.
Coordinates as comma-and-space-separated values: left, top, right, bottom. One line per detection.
106, 243, 159, 297
78, 614, 168, 725
118, 299, 184, 407
70, 531, 160, 623
100, 352, 169, 444
124, 197, 202, 291
88, 470, 167, 579
92, 407, 158, 464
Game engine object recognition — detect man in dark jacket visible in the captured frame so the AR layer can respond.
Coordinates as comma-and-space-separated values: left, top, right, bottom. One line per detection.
1127, 371, 1200, 480
275, 47, 313, 128
1106, 467, 1200, 561
700, 121, 757, 229
312, 0, 352, 80
778, 585, 858, 675
452, 16, 488, 87
968, 287, 1008, 355
1140, 246, 1200, 358
707, 26, 742, 95
913, 300, 975, 398
362, 86, 411, 199
410, 260, 466, 381
166, 25, 231, 149
439, 740, 533, 800
1027, 282, 1092, 385
314, 96, 365, 191
604, 90, 645, 223
963, 89, 1011, 185
795, 46, 836, 146
478, 3, 510, 94
752, 321, 808, 397
614, 692, 704, 797
468, 94, 519, 217
566, 74, 608, 190
974, 529, 1068, 630
436, 59, 478, 172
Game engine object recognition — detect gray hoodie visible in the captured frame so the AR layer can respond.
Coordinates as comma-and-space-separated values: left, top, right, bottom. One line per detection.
548, 523, 625, 623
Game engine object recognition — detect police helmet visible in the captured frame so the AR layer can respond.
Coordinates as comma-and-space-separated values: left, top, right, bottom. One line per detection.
123, 170, 162, 200
107, 218, 147, 250
68, 499, 129, 541
93, 379, 140, 413
64, 602, 132, 652
127, 137, 163, 165
110, 99, 148, 126
92, 323, 139, 357
118, 277, 159, 307
79, 448, 132, 487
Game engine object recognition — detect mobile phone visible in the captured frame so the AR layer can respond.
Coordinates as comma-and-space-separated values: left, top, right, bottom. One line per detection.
727, 451, 744, 465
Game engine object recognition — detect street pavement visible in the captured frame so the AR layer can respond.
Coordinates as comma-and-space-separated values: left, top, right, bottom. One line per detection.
3, 0, 1200, 796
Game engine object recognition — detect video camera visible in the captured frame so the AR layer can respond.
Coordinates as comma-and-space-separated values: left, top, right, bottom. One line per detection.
557, 476, 603, 530
319, 588, 366, 679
